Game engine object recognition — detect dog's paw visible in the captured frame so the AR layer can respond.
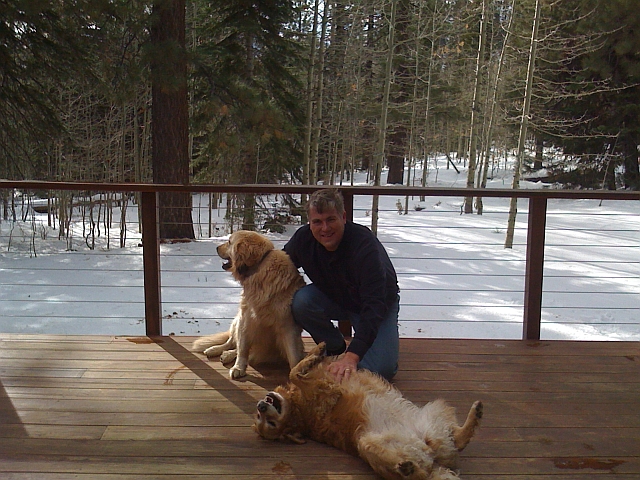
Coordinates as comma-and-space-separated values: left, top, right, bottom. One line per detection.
309, 342, 327, 365
397, 460, 415, 477
293, 346, 326, 379
433, 466, 461, 480
301, 343, 326, 372
473, 400, 483, 420
220, 350, 237, 364
312, 341, 327, 357
204, 345, 225, 358
229, 366, 247, 379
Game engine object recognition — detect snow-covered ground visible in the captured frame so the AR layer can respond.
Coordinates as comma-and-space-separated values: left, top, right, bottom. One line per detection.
1, 157, 638, 340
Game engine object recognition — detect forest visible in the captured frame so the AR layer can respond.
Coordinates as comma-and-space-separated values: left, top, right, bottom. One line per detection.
1, 0, 639, 239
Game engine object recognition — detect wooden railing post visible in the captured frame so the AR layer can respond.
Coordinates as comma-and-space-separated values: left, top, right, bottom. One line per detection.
342, 191, 354, 222
141, 191, 162, 336
523, 196, 547, 340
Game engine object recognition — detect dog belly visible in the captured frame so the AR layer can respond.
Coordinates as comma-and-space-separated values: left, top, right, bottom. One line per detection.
361, 395, 420, 437
360, 394, 462, 473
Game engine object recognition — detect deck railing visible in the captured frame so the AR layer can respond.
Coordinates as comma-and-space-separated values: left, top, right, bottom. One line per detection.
1, 179, 638, 341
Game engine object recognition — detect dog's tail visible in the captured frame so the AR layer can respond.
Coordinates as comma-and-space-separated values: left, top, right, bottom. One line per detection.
191, 332, 231, 353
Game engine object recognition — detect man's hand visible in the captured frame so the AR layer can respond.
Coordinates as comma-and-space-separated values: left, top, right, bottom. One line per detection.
327, 351, 359, 383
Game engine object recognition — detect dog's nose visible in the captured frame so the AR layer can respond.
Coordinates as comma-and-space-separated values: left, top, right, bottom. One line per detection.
257, 401, 268, 413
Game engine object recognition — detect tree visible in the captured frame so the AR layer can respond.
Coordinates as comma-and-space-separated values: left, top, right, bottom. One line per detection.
549, 0, 640, 190
371, 0, 397, 234
385, 0, 413, 185
189, 0, 304, 229
149, 0, 194, 239
505, 0, 541, 249
463, 0, 488, 214
0, 0, 98, 179
476, 0, 515, 214
302, 0, 322, 188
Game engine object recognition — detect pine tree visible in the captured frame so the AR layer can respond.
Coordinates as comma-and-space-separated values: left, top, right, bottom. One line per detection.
189, 0, 304, 229
550, 0, 640, 189
0, 1, 97, 178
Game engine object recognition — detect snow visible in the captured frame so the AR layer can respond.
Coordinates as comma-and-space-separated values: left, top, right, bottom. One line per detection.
1, 156, 638, 341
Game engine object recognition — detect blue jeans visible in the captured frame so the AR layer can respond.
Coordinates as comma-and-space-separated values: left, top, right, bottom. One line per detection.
291, 284, 399, 380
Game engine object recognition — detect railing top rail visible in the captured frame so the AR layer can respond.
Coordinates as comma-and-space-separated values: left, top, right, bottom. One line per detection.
1, 179, 638, 201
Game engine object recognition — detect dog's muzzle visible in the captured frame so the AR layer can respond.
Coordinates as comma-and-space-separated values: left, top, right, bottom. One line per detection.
217, 244, 232, 270
258, 392, 282, 414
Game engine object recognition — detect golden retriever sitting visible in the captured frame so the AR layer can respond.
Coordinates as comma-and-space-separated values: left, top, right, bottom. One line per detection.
192, 230, 306, 379
254, 343, 482, 480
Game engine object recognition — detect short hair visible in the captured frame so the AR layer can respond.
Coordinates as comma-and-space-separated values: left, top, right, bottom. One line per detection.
306, 189, 345, 216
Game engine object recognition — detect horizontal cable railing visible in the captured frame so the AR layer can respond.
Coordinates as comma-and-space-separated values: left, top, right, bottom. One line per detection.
0, 180, 638, 340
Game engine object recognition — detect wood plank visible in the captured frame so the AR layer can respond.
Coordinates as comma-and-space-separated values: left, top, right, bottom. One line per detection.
0, 456, 376, 476
1, 384, 638, 402
2, 472, 638, 480
0, 475, 381, 480
2, 435, 638, 460
2, 356, 639, 375
5, 408, 636, 431
2, 454, 638, 476
3, 394, 639, 419
0, 424, 107, 440
460, 456, 640, 475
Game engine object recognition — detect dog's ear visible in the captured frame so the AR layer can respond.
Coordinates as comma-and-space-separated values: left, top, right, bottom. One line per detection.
284, 432, 306, 444
232, 235, 265, 276
231, 244, 254, 277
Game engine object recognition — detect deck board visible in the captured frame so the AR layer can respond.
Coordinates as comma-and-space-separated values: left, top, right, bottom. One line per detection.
1, 334, 639, 479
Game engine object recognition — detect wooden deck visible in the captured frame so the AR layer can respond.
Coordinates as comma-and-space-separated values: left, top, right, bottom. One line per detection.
0, 334, 638, 479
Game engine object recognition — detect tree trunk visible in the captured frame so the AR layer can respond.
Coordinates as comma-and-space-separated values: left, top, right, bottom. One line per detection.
621, 130, 639, 189
463, 0, 487, 214
150, 0, 194, 240
404, 1, 426, 213
602, 147, 617, 190
386, 0, 412, 185
534, 135, 544, 170
240, 32, 257, 230
302, 0, 320, 188
311, 2, 328, 186
420, 0, 438, 201
372, 0, 397, 234
476, 0, 515, 214
505, 0, 541, 249
386, 129, 406, 184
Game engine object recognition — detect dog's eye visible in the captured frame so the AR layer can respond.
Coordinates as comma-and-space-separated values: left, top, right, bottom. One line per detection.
267, 420, 277, 428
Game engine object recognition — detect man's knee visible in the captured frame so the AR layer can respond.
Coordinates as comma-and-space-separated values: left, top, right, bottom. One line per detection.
291, 285, 331, 329
378, 361, 398, 381
359, 354, 398, 381
291, 285, 317, 317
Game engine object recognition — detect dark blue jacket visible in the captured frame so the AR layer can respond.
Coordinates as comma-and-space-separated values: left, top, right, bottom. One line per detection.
284, 221, 399, 358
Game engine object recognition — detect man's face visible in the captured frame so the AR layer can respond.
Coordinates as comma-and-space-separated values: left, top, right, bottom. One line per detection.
309, 206, 346, 252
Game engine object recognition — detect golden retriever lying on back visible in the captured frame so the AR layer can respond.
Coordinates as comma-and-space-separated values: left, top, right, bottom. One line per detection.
192, 231, 306, 379
254, 343, 482, 480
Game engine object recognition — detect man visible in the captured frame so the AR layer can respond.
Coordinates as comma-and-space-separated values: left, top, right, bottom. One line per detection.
284, 189, 400, 381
